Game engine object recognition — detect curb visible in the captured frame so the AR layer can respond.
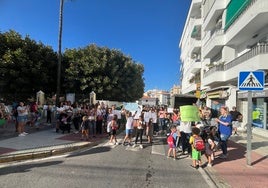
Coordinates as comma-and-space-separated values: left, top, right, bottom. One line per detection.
200, 164, 231, 188
0, 140, 104, 164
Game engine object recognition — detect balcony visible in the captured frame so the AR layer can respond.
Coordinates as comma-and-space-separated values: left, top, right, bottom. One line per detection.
202, 64, 225, 86
224, 43, 268, 79
203, 44, 268, 86
203, 29, 225, 58
181, 71, 200, 94
181, 82, 196, 95
190, 39, 201, 56
225, 0, 268, 46
203, 0, 226, 31
190, 0, 202, 19
190, 59, 201, 74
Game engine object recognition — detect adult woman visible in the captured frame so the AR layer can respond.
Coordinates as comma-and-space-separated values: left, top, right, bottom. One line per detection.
96, 105, 105, 134
72, 103, 82, 134
158, 107, 166, 133
88, 105, 96, 138
180, 121, 192, 156
17, 102, 29, 136
215, 106, 232, 159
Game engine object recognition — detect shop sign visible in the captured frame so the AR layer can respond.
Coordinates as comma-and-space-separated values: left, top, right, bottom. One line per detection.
238, 90, 268, 98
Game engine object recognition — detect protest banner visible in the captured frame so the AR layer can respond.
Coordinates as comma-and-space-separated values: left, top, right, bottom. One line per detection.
180, 105, 200, 122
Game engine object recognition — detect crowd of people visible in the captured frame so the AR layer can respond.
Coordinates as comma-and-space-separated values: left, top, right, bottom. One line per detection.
1, 99, 243, 169
165, 105, 243, 169
0, 101, 43, 135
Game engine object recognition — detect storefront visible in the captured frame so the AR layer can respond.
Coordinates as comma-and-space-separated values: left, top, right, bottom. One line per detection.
238, 90, 268, 130
204, 86, 236, 117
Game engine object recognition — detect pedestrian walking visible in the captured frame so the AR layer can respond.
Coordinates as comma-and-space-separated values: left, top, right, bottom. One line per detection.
204, 126, 217, 167
96, 105, 104, 134
180, 121, 192, 156
106, 108, 114, 138
215, 106, 232, 159
158, 107, 166, 134
133, 115, 145, 148
46, 104, 52, 125
189, 127, 203, 169
80, 116, 89, 141
146, 118, 154, 144
88, 105, 96, 138
167, 125, 178, 160
151, 108, 159, 135
122, 111, 136, 146
109, 114, 118, 145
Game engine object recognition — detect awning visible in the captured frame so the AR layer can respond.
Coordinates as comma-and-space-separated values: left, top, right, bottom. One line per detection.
191, 25, 201, 38
225, 0, 251, 31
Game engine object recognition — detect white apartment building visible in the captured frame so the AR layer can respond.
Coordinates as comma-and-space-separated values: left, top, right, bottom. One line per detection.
180, 0, 268, 131
145, 89, 170, 106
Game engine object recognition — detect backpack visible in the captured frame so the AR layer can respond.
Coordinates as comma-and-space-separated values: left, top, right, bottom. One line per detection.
194, 136, 205, 151
167, 133, 175, 145
30, 103, 37, 113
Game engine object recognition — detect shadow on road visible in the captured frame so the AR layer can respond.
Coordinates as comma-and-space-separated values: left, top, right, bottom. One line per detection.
67, 146, 111, 158
0, 161, 63, 176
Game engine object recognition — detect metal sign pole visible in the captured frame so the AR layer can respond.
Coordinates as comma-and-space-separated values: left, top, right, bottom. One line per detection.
246, 91, 252, 166
239, 71, 264, 166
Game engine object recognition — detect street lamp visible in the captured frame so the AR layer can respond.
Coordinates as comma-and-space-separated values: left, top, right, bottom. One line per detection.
56, 0, 64, 106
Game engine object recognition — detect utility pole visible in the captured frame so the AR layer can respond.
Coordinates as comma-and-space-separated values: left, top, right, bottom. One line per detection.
56, 0, 64, 106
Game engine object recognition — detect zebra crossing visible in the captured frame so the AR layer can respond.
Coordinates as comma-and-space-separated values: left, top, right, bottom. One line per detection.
101, 136, 167, 156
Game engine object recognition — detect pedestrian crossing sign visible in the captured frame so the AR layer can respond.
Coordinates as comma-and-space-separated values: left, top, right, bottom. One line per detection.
239, 71, 264, 90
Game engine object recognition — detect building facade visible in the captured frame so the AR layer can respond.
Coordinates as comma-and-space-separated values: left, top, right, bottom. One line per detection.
145, 89, 171, 106
180, 0, 268, 132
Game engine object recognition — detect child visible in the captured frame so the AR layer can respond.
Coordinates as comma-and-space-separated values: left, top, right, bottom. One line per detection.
106, 108, 114, 138
110, 115, 118, 145
175, 125, 182, 152
205, 126, 217, 167
189, 127, 202, 169
133, 115, 145, 148
123, 111, 137, 146
146, 118, 154, 144
80, 116, 89, 141
167, 125, 178, 160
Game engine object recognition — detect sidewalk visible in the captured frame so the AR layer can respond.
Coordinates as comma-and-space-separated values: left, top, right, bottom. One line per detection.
203, 131, 268, 188
0, 120, 108, 163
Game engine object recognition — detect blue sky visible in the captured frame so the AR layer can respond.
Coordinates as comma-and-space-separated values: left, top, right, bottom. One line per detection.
0, 0, 191, 91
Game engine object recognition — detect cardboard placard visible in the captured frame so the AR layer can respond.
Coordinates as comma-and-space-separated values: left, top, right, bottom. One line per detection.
180, 105, 200, 122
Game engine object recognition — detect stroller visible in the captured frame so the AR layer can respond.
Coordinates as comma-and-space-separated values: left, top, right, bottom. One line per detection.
200, 124, 220, 151
59, 112, 72, 134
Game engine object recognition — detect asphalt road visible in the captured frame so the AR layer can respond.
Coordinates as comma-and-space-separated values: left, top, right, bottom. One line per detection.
0, 137, 213, 188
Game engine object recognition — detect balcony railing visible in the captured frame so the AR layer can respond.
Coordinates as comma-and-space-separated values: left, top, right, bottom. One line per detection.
224, 43, 268, 70
204, 43, 268, 78
203, 29, 224, 48
204, 64, 224, 77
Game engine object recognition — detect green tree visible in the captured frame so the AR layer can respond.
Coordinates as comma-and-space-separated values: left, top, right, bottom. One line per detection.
0, 30, 145, 103
0, 30, 58, 102
64, 44, 144, 101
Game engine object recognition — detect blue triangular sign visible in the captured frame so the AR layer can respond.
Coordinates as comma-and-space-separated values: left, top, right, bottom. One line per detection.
239, 71, 264, 91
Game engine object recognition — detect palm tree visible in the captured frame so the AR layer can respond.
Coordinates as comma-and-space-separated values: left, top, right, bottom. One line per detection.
56, 0, 64, 106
